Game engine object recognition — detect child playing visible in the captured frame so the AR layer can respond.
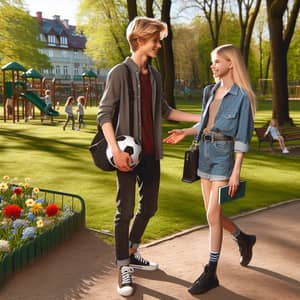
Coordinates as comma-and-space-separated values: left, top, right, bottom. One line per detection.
76, 96, 86, 130
264, 119, 289, 153
43, 89, 52, 118
63, 96, 75, 130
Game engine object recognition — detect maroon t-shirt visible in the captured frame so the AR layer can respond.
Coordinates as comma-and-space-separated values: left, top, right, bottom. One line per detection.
140, 72, 155, 155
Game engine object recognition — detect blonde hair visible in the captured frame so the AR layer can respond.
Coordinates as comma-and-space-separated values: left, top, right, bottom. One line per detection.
126, 16, 168, 52
211, 44, 256, 117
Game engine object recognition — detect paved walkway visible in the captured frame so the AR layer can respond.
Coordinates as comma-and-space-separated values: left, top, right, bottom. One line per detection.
1, 199, 300, 300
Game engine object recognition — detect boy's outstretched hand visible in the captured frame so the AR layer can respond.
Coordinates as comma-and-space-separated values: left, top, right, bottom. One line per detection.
163, 129, 186, 144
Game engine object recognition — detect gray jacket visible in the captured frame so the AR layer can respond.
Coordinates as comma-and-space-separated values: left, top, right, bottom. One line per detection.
97, 57, 172, 159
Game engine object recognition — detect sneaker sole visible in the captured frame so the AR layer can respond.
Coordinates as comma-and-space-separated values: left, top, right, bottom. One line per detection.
129, 264, 159, 271
117, 285, 134, 297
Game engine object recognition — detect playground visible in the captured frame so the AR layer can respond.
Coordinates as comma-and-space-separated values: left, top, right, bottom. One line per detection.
1, 61, 101, 123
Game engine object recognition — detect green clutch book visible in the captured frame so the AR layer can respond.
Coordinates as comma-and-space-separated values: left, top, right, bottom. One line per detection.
218, 181, 246, 204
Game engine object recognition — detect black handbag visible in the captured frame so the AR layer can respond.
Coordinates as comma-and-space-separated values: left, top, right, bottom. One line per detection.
181, 84, 214, 183
89, 64, 134, 171
181, 140, 200, 183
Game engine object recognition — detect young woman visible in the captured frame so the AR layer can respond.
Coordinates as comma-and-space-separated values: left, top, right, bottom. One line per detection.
164, 44, 257, 294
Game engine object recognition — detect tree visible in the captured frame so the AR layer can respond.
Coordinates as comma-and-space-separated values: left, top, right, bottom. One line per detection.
0, 2, 50, 70
183, 0, 226, 49
236, 0, 262, 66
266, 0, 300, 125
77, 0, 129, 69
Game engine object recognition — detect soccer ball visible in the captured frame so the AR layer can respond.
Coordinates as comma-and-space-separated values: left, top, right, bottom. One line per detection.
106, 135, 142, 168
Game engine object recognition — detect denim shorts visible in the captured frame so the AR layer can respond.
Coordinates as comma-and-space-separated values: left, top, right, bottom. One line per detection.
197, 140, 234, 181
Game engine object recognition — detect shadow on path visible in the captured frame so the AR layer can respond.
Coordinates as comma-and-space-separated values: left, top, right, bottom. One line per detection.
0, 229, 115, 300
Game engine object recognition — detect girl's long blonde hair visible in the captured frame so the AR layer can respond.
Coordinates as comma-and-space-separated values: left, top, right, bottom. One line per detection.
211, 44, 256, 117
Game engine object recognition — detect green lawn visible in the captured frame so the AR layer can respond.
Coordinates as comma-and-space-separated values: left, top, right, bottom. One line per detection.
0, 99, 299, 244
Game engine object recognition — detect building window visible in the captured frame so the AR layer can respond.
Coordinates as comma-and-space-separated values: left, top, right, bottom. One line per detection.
48, 35, 57, 46
63, 65, 68, 75
74, 49, 78, 56
56, 65, 61, 75
39, 33, 46, 42
74, 66, 79, 75
60, 36, 68, 47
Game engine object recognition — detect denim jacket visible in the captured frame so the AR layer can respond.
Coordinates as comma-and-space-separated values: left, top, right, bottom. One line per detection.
196, 82, 254, 152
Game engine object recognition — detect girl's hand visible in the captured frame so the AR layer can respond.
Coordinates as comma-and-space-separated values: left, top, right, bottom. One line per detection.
163, 129, 186, 144
228, 173, 240, 197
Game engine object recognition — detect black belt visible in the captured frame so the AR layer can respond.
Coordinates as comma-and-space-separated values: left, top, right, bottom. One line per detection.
202, 133, 233, 142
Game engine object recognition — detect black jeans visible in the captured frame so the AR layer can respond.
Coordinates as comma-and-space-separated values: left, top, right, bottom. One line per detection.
115, 155, 160, 266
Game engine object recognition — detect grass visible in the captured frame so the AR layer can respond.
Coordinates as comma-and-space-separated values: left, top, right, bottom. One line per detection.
0, 99, 300, 244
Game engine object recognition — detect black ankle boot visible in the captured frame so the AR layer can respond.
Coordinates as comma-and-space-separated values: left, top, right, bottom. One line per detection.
235, 231, 256, 266
188, 262, 219, 295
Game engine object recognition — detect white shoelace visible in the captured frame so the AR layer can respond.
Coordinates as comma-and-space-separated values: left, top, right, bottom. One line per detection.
134, 252, 148, 264
121, 266, 134, 285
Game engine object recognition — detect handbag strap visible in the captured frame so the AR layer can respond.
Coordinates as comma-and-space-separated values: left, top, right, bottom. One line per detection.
124, 64, 134, 136
195, 84, 214, 143
98, 63, 134, 134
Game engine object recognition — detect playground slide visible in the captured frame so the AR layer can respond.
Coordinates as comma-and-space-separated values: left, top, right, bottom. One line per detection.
21, 91, 59, 116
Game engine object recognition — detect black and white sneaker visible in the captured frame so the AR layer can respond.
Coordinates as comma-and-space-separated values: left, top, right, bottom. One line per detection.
117, 265, 134, 297
129, 252, 159, 271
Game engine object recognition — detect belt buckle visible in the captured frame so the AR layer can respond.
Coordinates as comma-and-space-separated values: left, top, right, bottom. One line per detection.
210, 132, 215, 142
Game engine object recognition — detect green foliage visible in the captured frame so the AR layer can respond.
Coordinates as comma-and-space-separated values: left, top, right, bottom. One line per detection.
0, 2, 50, 69
77, 0, 130, 68
288, 20, 300, 82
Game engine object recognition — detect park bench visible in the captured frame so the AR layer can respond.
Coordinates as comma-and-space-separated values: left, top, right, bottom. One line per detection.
255, 126, 300, 151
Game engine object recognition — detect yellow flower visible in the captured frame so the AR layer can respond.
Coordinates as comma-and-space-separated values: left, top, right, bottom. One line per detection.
32, 203, 43, 215
33, 187, 40, 194
0, 182, 8, 191
36, 219, 44, 228
23, 183, 29, 189
25, 199, 35, 207
3, 175, 10, 181
24, 177, 31, 182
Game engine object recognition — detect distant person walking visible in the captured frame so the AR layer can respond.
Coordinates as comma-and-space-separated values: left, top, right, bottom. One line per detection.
76, 96, 86, 130
63, 96, 75, 130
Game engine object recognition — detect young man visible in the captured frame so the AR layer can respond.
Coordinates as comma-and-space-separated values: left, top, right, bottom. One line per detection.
97, 16, 199, 297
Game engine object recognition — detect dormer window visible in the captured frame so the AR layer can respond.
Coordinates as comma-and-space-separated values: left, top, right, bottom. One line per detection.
60, 36, 68, 47
48, 35, 57, 46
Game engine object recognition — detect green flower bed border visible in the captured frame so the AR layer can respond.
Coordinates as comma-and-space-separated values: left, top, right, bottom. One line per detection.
0, 188, 85, 281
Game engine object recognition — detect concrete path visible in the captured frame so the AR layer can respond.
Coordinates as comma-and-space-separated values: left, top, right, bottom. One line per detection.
0, 199, 300, 300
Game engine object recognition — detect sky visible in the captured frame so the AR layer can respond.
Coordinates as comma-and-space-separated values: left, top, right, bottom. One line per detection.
24, 0, 79, 25
24, 0, 195, 25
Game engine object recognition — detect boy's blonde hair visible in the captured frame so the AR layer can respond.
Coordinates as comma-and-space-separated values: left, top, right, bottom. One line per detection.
126, 16, 168, 52
211, 44, 256, 117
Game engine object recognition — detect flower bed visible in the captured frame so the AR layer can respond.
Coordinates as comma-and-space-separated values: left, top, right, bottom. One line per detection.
0, 176, 85, 281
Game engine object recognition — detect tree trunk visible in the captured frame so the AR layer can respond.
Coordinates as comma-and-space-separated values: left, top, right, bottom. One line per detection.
160, 0, 176, 108
127, 0, 137, 21
267, 0, 300, 126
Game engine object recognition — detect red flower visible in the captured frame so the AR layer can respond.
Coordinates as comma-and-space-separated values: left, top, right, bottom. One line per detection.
3, 204, 22, 219
13, 187, 22, 195
45, 204, 59, 217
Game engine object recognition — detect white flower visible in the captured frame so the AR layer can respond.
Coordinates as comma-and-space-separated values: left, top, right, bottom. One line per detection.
0, 240, 10, 252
